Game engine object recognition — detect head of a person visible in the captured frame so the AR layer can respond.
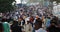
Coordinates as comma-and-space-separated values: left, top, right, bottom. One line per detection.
27, 21, 30, 24
35, 15, 39, 19
18, 17, 23, 22
23, 16, 27, 19
47, 17, 51, 19
50, 22, 57, 26
20, 9, 23, 12
13, 20, 18, 24
50, 14, 53, 16
50, 16, 58, 26
34, 18, 42, 30
29, 16, 34, 21
53, 16, 58, 21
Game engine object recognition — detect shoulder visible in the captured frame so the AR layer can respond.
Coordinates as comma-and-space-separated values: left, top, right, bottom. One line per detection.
35, 28, 47, 32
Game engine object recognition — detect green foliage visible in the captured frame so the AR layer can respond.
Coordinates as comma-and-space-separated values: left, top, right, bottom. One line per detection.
0, 0, 15, 13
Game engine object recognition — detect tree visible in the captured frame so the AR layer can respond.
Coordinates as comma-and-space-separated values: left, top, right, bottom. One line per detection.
50, 0, 60, 3
0, 0, 15, 13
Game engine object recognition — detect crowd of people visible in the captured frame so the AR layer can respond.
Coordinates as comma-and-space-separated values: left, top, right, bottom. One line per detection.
0, 5, 60, 32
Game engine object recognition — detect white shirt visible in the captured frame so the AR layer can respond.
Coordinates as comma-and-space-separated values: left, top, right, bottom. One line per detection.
35, 28, 47, 32
25, 17, 30, 24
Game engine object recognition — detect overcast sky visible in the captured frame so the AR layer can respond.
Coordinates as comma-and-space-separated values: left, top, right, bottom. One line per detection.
15, 0, 28, 4
15, 0, 21, 4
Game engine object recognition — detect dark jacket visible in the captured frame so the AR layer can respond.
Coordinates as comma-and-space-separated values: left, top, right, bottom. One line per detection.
0, 23, 3, 32
34, 18, 42, 30
11, 21, 22, 32
47, 25, 60, 32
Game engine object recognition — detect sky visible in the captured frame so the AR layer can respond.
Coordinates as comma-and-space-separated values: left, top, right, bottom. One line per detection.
15, 0, 21, 4
15, 0, 27, 4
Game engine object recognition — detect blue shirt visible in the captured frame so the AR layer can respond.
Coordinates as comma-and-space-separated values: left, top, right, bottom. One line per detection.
46, 19, 51, 27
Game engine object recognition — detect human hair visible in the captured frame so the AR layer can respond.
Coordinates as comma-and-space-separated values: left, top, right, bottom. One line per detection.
47, 17, 51, 19
34, 18, 42, 30
50, 16, 58, 25
12, 21, 18, 25
30, 16, 34, 22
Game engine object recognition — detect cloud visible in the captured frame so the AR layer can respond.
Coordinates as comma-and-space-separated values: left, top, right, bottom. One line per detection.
15, 0, 21, 4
